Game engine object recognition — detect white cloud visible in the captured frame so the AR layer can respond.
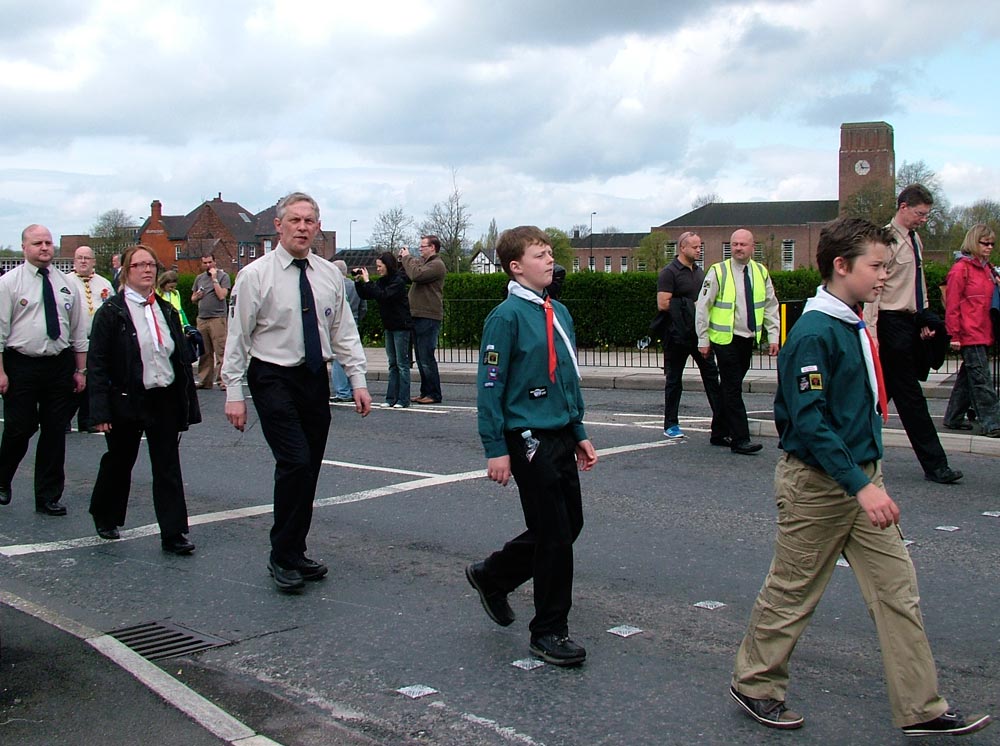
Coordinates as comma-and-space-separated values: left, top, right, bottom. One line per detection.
0, 0, 997, 247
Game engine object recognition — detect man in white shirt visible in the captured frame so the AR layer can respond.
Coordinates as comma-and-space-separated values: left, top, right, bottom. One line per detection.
0, 225, 88, 514
222, 192, 371, 592
65, 245, 114, 431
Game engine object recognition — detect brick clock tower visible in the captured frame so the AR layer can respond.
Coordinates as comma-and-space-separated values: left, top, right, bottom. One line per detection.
838, 121, 895, 210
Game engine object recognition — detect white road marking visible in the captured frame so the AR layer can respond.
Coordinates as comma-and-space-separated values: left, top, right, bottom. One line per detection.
0, 443, 665, 558
321, 459, 437, 477
0, 591, 283, 746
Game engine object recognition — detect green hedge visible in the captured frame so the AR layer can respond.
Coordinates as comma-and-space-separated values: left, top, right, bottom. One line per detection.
215, 261, 954, 348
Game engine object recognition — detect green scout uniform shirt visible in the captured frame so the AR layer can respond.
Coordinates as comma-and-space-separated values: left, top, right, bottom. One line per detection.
774, 310, 882, 496
477, 289, 588, 458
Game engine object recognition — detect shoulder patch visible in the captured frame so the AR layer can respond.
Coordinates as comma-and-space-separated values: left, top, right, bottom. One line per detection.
798, 372, 823, 392
483, 350, 499, 366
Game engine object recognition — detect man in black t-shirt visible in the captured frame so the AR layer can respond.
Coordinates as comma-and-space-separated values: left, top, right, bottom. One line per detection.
656, 232, 726, 443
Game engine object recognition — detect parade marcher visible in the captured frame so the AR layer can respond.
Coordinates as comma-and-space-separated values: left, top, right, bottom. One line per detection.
864, 184, 963, 484
0, 224, 88, 514
88, 245, 201, 553
65, 245, 114, 432
731, 217, 991, 737
222, 192, 370, 593
466, 225, 597, 666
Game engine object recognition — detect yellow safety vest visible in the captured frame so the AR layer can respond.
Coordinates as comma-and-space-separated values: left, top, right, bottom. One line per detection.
707, 259, 769, 344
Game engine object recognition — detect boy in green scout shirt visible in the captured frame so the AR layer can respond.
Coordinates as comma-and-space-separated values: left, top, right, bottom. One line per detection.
730, 217, 991, 737
465, 225, 598, 666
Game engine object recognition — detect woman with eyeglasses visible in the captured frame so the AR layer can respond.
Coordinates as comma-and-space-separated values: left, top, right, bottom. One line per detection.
943, 224, 1000, 436
87, 245, 202, 553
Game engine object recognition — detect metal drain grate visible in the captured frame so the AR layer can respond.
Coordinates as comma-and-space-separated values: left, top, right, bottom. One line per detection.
108, 621, 232, 661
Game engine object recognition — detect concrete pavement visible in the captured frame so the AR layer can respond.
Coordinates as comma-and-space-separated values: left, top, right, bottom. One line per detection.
2, 347, 997, 746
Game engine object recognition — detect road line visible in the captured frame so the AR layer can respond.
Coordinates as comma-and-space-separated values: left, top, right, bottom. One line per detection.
321, 459, 437, 477
0, 444, 659, 558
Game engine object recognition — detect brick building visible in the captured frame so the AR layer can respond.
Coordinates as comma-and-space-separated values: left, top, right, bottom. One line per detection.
135, 195, 337, 275
650, 121, 896, 271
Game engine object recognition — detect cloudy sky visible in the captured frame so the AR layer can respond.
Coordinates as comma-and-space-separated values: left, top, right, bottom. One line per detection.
2, 0, 998, 250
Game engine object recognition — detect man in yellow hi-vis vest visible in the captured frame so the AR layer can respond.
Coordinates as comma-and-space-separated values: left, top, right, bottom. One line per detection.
696, 229, 779, 454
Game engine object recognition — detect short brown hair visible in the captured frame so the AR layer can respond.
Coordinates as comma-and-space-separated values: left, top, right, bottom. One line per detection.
816, 217, 894, 281
496, 226, 551, 277
897, 184, 933, 209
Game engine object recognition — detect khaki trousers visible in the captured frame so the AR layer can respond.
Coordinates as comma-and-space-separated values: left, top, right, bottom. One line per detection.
196, 316, 227, 386
732, 454, 948, 728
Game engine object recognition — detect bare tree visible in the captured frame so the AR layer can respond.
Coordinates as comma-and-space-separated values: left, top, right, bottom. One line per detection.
600, 225, 621, 234
419, 171, 472, 272
368, 206, 415, 253
569, 223, 590, 238
91, 209, 136, 274
692, 193, 720, 209
896, 160, 953, 256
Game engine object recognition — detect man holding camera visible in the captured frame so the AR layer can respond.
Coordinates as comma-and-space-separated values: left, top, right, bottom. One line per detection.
400, 236, 445, 404
191, 253, 230, 389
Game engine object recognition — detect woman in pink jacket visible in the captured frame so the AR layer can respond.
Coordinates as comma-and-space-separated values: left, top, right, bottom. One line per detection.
943, 224, 1000, 436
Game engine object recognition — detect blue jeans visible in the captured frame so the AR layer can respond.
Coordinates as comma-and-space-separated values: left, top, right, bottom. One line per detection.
330, 360, 352, 399
412, 317, 441, 401
385, 330, 411, 406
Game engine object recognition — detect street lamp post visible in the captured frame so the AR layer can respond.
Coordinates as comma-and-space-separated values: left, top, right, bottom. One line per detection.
590, 211, 597, 271
349, 218, 357, 251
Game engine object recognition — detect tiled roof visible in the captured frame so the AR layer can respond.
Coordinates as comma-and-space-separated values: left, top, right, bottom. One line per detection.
659, 200, 839, 228
569, 232, 648, 249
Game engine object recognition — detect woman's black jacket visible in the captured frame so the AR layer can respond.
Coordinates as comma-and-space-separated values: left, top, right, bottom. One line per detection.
355, 272, 413, 331
87, 293, 202, 430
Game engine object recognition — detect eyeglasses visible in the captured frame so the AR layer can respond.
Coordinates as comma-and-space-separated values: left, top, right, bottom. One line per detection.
910, 207, 930, 218
979, 240, 996, 247
129, 262, 157, 270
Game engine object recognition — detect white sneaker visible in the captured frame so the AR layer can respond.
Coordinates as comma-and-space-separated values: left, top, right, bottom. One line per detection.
392, 403, 405, 408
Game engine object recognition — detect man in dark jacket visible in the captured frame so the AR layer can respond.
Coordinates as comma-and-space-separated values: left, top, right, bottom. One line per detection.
656, 231, 726, 442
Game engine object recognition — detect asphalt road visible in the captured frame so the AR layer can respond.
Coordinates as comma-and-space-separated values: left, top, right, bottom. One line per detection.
1, 381, 998, 746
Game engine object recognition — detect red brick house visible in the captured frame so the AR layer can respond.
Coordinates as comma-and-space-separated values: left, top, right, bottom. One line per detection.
137, 194, 337, 275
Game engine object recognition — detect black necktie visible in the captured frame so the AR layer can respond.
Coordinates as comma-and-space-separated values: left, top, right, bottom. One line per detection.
743, 264, 756, 335
909, 230, 925, 311
292, 258, 323, 373
39, 267, 60, 340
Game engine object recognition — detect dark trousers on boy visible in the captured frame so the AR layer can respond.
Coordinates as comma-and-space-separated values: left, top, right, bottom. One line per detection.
479, 426, 583, 637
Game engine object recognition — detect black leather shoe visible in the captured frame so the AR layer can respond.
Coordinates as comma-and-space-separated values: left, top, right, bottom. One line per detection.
731, 440, 763, 455
924, 466, 963, 484
529, 634, 586, 666
465, 562, 515, 626
943, 421, 973, 431
294, 557, 328, 581
730, 685, 804, 730
96, 524, 120, 540
710, 436, 732, 447
0, 485, 10, 506
902, 710, 991, 736
161, 535, 195, 554
36, 500, 67, 516
268, 558, 305, 592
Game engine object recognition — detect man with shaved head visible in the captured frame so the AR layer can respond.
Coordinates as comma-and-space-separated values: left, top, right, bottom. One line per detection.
0, 225, 89, 514
65, 245, 114, 431
696, 228, 779, 455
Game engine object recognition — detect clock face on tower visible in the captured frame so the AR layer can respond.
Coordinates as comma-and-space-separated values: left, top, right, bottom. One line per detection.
854, 159, 871, 176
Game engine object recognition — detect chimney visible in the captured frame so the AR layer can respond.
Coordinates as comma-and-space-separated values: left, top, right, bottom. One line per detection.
151, 199, 162, 223
215, 192, 222, 201
573, 229, 580, 239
